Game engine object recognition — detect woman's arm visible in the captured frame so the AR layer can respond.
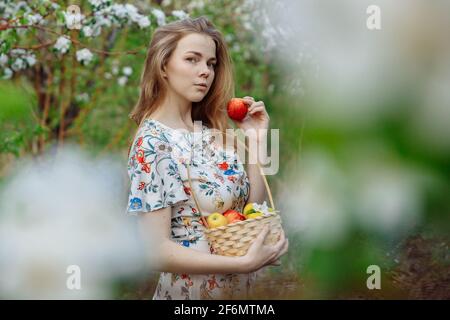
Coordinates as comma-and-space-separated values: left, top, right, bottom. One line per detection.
137, 206, 251, 275
245, 131, 269, 205
236, 96, 271, 206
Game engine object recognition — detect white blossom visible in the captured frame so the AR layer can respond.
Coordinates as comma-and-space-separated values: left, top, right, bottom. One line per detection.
110, 4, 139, 23
117, 76, 128, 86
10, 49, 26, 56
76, 48, 93, 65
111, 66, 119, 75
93, 10, 112, 28
89, 0, 109, 7
75, 93, 90, 103
84, 2, 151, 31
171, 10, 189, 20
122, 66, 132, 76
64, 11, 84, 30
243, 21, 252, 31
11, 58, 25, 71
187, 0, 206, 11
4, 50, 35, 71
2, 68, 13, 80
137, 16, 150, 29
104, 72, 112, 79
225, 34, 234, 43
151, 9, 166, 26
124, 4, 139, 21
54, 36, 71, 54
111, 4, 128, 19
252, 201, 272, 215
90, 24, 103, 37
161, 0, 172, 7
24, 54, 36, 67
82, 26, 93, 37
26, 13, 43, 26
0, 54, 8, 67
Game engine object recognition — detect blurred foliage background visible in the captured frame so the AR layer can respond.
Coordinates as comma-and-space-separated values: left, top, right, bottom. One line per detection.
0, 0, 448, 299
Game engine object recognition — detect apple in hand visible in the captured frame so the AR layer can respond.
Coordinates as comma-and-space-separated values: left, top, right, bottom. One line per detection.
227, 98, 248, 121
207, 212, 229, 229
223, 209, 246, 224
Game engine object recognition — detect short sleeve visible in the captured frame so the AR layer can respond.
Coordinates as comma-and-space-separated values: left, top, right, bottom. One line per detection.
126, 129, 189, 214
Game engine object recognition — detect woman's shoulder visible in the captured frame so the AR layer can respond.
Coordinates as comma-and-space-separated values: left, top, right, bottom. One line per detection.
133, 118, 179, 145
141, 118, 210, 135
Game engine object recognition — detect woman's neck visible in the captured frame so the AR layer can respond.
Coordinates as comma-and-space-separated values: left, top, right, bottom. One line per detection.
152, 96, 194, 130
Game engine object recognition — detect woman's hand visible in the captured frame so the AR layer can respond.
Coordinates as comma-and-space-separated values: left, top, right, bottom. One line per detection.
233, 96, 270, 138
241, 225, 289, 272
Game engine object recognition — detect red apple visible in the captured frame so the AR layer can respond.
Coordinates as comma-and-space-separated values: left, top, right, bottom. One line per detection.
227, 98, 248, 121
223, 209, 246, 224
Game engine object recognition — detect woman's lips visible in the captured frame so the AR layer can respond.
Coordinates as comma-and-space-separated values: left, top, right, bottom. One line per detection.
195, 84, 207, 90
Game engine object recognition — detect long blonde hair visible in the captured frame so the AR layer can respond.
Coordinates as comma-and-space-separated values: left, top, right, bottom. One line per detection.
129, 16, 235, 135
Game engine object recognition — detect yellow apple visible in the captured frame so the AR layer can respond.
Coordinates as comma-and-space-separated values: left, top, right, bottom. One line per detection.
207, 212, 228, 229
246, 211, 263, 219
243, 203, 256, 215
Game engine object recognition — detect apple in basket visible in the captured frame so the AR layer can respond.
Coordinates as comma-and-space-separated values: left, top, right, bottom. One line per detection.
206, 212, 228, 229
223, 209, 246, 224
243, 201, 274, 219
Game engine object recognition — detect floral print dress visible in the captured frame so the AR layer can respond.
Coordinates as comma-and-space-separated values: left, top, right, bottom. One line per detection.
126, 118, 258, 300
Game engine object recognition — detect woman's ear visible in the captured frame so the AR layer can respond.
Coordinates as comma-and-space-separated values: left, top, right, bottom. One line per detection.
161, 65, 168, 79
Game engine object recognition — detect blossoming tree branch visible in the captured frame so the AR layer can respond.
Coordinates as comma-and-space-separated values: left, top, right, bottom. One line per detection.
0, 0, 189, 152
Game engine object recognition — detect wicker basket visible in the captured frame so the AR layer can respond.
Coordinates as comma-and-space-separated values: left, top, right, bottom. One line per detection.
186, 136, 284, 257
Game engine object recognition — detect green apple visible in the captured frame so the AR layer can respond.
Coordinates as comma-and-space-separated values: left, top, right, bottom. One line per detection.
207, 212, 228, 229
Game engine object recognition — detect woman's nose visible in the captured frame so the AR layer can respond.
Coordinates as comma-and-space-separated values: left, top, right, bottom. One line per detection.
199, 63, 211, 77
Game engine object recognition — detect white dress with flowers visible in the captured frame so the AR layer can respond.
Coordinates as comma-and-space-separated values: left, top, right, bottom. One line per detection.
126, 118, 258, 300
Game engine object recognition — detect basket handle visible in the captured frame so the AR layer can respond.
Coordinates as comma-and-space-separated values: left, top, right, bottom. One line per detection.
185, 132, 276, 228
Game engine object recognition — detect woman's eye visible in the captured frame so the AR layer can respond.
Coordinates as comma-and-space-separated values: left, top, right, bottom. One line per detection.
187, 57, 216, 68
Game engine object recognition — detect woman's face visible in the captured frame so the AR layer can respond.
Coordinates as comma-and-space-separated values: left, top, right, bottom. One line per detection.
162, 33, 217, 103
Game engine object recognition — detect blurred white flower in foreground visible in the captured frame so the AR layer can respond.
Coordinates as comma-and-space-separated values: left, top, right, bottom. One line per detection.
256, 0, 450, 136
0, 145, 146, 299
354, 168, 423, 235
348, 145, 433, 236
278, 150, 350, 248
278, 146, 433, 247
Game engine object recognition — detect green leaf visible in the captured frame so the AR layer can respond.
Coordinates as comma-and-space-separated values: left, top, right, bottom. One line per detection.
39, 5, 47, 16
20, 17, 28, 25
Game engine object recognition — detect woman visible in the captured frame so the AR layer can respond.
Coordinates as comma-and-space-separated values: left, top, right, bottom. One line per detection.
126, 16, 288, 300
